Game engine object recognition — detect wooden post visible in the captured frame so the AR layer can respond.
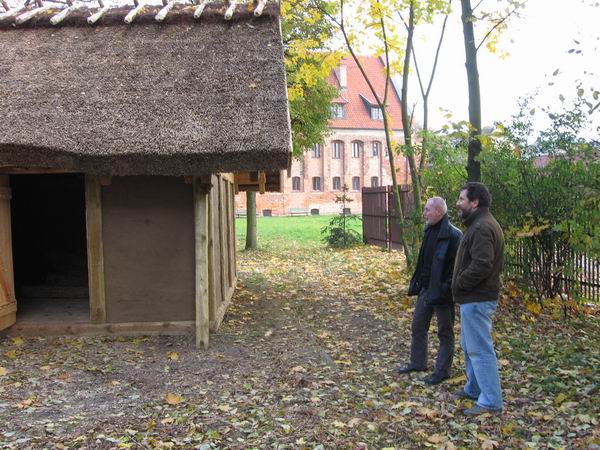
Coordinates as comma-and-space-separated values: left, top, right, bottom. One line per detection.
85, 175, 106, 324
194, 177, 211, 349
0, 175, 16, 331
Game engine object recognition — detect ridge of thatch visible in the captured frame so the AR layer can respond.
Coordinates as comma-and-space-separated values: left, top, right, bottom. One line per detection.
0, 2, 292, 176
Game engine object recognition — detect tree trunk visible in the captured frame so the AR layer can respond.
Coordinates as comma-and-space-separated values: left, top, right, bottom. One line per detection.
401, 2, 422, 214
245, 191, 257, 250
460, 0, 482, 182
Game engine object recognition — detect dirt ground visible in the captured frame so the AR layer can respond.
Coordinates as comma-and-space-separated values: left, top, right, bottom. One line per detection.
1, 244, 598, 449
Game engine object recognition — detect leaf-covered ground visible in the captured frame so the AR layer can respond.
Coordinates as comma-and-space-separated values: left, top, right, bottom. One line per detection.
1, 243, 599, 449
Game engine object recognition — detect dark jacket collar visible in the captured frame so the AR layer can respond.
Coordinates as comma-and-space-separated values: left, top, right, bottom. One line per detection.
425, 214, 452, 239
463, 206, 490, 227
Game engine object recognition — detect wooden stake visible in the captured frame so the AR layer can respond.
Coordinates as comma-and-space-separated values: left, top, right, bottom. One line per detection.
193, 177, 211, 350
50, 4, 81, 25
258, 170, 266, 194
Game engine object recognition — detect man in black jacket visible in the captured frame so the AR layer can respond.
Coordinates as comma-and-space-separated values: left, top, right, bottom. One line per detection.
398, 197, 462, 385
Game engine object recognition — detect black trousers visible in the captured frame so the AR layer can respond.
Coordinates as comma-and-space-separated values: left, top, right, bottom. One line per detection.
409, 288, 455, 377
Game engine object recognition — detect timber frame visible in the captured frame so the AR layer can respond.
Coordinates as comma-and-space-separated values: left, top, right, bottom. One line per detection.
0, 170, 237, 348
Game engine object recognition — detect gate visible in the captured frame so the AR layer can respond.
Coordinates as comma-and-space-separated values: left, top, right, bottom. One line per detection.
362, 185, 414, 250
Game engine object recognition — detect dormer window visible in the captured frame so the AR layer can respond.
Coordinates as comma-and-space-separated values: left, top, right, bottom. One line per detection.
331, 103, 344, 119
371, 106, 383, 120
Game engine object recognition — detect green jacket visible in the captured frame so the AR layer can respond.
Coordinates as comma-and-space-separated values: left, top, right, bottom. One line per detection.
452, 207, 504, 304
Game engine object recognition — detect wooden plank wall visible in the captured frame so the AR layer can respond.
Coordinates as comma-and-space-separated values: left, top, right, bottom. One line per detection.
209, 174, 237, 331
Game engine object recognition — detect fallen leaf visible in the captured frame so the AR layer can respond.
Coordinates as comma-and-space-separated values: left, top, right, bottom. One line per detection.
481, 440, 499, 449
164, 393, 184, 405
166, 352, 179, 361
0, 367, 8, 376
11, 337, 24, 346
5, 350, 17, 359
428, 434, 447, 444
264, 329, 273, 337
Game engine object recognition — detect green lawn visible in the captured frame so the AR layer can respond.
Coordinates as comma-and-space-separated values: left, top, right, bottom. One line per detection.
235, 214, 363, 248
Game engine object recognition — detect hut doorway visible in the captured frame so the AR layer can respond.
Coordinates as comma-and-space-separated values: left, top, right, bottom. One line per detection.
10, 174, 90, 323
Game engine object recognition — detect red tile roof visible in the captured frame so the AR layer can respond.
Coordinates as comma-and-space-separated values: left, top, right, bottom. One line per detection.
328, 56, 403, 131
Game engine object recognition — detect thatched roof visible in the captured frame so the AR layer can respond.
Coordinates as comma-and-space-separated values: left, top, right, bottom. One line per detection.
0, 3, 291, 176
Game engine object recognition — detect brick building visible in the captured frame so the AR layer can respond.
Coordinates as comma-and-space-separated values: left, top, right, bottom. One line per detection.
236, 55, 409, 216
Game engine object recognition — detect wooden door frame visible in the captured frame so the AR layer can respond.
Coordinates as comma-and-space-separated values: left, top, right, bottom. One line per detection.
0, 170, 106, 327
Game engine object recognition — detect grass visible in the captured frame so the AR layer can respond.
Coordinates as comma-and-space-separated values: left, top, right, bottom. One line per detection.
235, 214, 363, 249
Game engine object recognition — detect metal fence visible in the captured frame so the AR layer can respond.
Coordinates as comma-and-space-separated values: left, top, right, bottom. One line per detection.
362, 185, 415, 250
505, 235, 600, 302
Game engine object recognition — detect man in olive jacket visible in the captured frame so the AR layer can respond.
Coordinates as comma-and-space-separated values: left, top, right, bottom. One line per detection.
398, 197, 462, 385
452, 182, 505, 416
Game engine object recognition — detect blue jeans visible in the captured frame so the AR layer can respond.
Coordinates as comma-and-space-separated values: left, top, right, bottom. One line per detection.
460, 301, 503, 410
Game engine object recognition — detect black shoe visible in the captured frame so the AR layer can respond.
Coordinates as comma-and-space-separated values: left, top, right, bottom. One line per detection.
423, 373, 450, 385
397, 365, 427, 375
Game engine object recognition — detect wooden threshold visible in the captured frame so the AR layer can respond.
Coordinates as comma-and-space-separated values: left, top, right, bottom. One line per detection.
2, 320, 195, 337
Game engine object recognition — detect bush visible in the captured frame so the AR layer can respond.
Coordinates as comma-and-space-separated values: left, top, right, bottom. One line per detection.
321, 184, 363, 248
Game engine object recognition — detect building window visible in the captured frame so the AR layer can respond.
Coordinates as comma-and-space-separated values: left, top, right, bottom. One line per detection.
352, 176, 360, 191
312, 143, 321, 158
331, 103, 344, 119
352, 141, 363, 158
332, 176, 341, 190
372, 141, 380, 157
292, 176, 301, 192
371, 176, 379, 187
332, 141, 342, 159
312, 177, 322, 191
371, 106, 383, 120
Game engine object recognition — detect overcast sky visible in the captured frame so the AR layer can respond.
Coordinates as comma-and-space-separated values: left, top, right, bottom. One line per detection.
397, 0, 599, 134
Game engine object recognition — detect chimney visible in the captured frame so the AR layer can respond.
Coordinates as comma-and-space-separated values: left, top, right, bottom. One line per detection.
338, 64, 347, 90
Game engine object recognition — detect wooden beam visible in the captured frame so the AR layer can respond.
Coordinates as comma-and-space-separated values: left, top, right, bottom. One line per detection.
193, 0, 209, 19
85, 175, 106, 324
193, 177, 211, 349
258, 171, 266, 194
124, 1, 145, 23
253, 0, 266, 16
87, 4, 110, 24
0, 167, 77, 174
15, 4, 51, 24
50, 4, 81, 25
155, 0, 175, 21
224, 0, 236, 20
3, 320, 195, 337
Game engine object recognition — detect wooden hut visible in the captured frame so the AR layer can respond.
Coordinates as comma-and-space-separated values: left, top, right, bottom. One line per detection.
0, 1, 291, 347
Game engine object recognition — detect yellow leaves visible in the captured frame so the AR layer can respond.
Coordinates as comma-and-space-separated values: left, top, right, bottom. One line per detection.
332, 420, 346, 428
164, 393, 184, 405
554, 392, 567, 407
333, 359, 352, 365
480, 439, 500, 449
16, 396, 35, 409
0, 366, 8, 376
417, 407, 437, 419
525, 301, 542, 316
446, 374, 467, 385
5, 350, 17, 359
11, 336, 24, 346
166, 352, 179, 361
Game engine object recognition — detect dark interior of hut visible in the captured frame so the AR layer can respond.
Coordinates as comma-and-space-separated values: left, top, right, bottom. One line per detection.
10, 174, 89, 323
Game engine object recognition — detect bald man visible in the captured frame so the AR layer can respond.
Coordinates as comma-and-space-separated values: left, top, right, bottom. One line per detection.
398, 197, 462, 385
